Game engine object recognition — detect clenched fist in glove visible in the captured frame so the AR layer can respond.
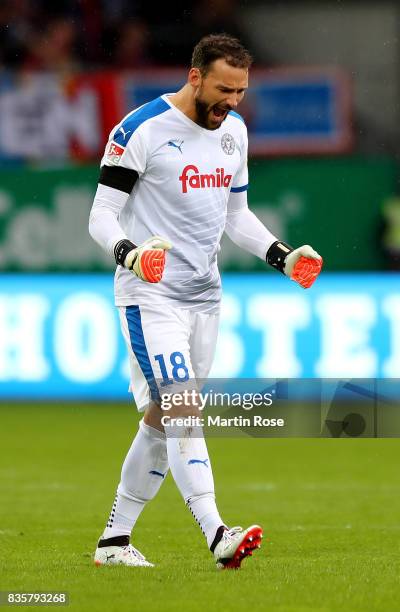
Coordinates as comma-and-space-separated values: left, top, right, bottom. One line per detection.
266, 241, 323, 289
114, 236, 172, 283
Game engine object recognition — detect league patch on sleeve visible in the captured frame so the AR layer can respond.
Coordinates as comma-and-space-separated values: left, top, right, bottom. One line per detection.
106, 141, 125, 165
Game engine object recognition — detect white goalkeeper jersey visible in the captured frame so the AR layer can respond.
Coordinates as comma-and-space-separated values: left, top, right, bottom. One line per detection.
101, 94, 249, 314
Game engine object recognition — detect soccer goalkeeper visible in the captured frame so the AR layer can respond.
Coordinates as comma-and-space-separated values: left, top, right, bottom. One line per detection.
88, 33, 322, 570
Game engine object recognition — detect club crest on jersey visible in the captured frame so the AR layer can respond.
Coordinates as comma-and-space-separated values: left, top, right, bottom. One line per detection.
179, 164, 232, 194
221, 133, 235, 155
106, 141, 124, 165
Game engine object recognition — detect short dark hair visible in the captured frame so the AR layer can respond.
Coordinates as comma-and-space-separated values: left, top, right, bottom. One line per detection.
191, 33, 253, 75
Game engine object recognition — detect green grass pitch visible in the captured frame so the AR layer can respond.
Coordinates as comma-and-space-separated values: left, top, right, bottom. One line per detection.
1, 403, 399, 611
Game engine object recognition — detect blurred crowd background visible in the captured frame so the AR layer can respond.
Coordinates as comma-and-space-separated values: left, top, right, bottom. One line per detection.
0, 0, 252, 70
1, 0, 399, 153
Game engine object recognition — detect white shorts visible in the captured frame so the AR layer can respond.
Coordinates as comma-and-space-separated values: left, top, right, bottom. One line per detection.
119, 304, 219, 412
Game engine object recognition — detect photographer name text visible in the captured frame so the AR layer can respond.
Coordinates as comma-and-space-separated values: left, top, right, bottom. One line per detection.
160, 415, 285, 428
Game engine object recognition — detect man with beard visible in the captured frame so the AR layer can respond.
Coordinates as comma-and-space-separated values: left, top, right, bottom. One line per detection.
89, 33, 322, 570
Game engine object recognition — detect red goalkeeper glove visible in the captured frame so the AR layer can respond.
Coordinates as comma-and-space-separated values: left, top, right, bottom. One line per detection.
284, 245, 323, 288
266, 241, 323, 288
114, 236, 172, 283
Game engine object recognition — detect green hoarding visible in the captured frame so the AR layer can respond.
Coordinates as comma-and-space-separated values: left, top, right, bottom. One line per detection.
220, 157, 397, 271
0, 157, 396, 271
0, 166, 107, 271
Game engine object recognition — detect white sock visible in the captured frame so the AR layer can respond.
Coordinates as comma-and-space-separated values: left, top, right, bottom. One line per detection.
165, 424, 224, 548
101, 419, 168, 540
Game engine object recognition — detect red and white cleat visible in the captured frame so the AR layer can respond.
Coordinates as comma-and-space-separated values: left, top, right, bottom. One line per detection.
213, 525, 263, 569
